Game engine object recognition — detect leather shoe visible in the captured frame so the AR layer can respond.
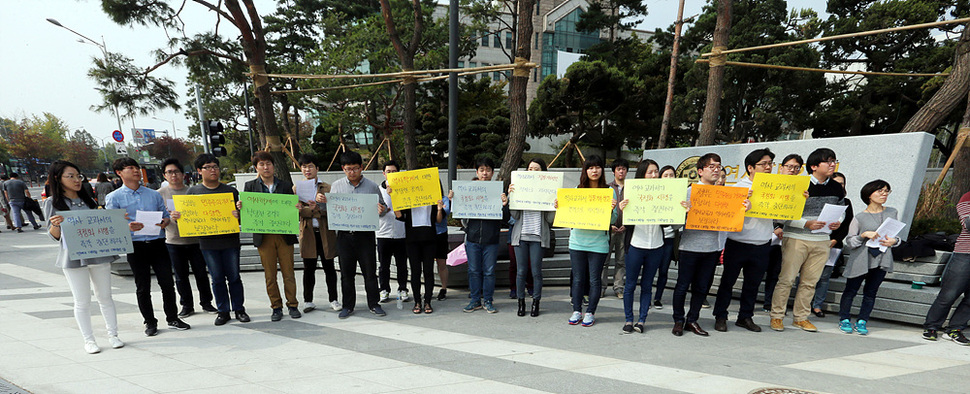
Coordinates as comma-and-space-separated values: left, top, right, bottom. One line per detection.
271, 308, 283, 322
714, 318, 728, 332
813, 309, 825, 318
672, 321, 684, 336
735, 317, 762, 332
214, 312, 231, 326
687, 322, 709, 336
235, 310, 251, 322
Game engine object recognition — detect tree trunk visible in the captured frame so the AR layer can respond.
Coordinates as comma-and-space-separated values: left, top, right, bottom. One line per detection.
901, 26, 970, 134
657, 0, 686, 150
379, 0, 424, 170
949, 98, 970, 217
696, 0, 731, 146
500, 0, 537, 182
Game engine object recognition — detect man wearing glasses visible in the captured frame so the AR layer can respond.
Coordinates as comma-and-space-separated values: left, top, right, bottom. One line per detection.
158, 158, 216, 318
172, 154, 250, 326
770, 148, 844, 332
318, 151, 389, 318
713, 149, 775, 333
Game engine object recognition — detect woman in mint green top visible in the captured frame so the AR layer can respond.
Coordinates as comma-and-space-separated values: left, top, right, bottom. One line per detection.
564, 155, 618, 327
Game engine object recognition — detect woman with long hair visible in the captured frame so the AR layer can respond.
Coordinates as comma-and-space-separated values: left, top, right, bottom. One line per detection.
617, 159, 666, 333
509, 158, 556, 317
564, 155, 617, 327
45, 160, 125, 354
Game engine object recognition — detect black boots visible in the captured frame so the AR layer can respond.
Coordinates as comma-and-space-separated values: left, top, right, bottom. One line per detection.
530, 299, 540, 317
517, 298, 526, 316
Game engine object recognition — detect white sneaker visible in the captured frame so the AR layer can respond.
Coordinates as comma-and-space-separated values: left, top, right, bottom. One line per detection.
108, 336, 124, 349
84, 341, 101, 354
398, 290, 410, 302
581, 313, 595, 327
303, 302, 317, 313
379, 290, 389, 303
330, 300, 343, 311
568, 311, 583, 325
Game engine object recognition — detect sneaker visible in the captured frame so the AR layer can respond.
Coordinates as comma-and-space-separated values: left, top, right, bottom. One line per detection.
108, 336, 124, 349
568, 311, 583, 325
235, 310, 251, 322
839, 319, 853, 334
288, 307, 302, 319
338, 309, 354, 319
32, 224, 42, 230
855, 319, 869, 336
633, 322, 644, 333
370, 306, 387, 317
437, 288, 447, 301
201, 304, 219, 313
483, 301, 497, 314
922, 329, 939, 341
622, 323, 634, 334
145, 324, 158, 337
271, 308, 283, 321
177, 306, 195, 318
398, 290, 410, 302
581, 313, 595, 327
583, 295, 589, 307
463, 300, 482, 313
770, 318, 784, 332
653, 300, 663, 309
946, 329, 970, 345
379, 290, 390, 303
330, 300, 343, 311
214, 312, 231, 326
509, 290, 517, 299
167, 319, 191, 330
792, 320, 818, 332
303, 302, 317, 313
701, 299, 711, 308
84, 341, 101, 354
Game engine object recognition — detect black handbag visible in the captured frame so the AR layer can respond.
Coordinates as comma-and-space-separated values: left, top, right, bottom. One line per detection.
24, 198, 44, 221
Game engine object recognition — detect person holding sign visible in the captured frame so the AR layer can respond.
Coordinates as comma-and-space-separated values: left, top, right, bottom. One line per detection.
508, 158, 557, 317
173, 153, 249, 326
105, 158, 190, 336
377, 160, 410, 304
392, 186, 443, 314
713, 149, 777, 333
461, 157, 510, 314
295, 154, 340, 314
242, 151, 301, 322
838, 180, 900, 335
322, 151, 389, 319
45, 161, 126, 354
770, 148, 845, 333
762, 153, 804, 313
563, 155, 618, 327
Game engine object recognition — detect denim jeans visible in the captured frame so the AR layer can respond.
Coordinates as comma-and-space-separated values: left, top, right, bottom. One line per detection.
466, 241, 498, 303
624, 245, 663, 322
166, 243, 213, 308
654, 237, 675, 302
714, 240, 770, 321
569, 249, 607, 314
514, 240, 544, 300
673, 250, 719, 323
924, 253, 970, 330
200, 247, 245, 313
9, 200, 38, 229
812, 264, 836, 311
838, 267, 887, 321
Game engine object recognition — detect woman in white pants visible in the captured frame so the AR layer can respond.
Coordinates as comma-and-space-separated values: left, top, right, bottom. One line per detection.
45, 160, 125, 354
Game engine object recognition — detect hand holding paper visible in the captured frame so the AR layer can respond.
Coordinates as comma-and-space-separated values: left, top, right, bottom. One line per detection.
865, 217, 905, 252
811, 204, 848, 234
134, 210, 164, 237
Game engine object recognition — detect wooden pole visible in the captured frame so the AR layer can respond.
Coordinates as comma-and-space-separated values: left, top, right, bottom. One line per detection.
696, 0, 731, 146
935, 127, 969, 186
694, 59, 949, 77
657, 0, 687, 150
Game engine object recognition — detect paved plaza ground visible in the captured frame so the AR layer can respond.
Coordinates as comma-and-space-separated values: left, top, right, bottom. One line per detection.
2, 228, 969, 393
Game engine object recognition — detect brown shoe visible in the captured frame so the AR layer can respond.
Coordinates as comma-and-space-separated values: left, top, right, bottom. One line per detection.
672, 321, 684, 336
687, 322, 709, 336
735, 317, 762, 332
770, 318, 785, 331
793, 320, 818, 332
714, 318, 728, 332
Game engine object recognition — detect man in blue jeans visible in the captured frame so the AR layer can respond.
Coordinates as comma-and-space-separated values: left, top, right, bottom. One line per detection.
172, 153, 249, 326
922, 190, 970, 345
3, 173, 40, 232
460, 158, 510, 314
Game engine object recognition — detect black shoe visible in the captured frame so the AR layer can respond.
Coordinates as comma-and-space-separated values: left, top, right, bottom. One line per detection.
509, 290, 517, 299
530, 299, 540, 317
215, 312, 231, 326
633, 322, 644, 333
145, 324, 159, 337
672, 321, 684, 336
177, 306, 195, 318
437, 288, 447, 301
923, 329, 939, 341
622, 323, 634, 334
32, 225, 41, 230
714, 318, 728, 332
735, 317, 762, 332
271, 308, 283, 322
687, 322, 709, 336
370, 306, 386, 317
235, 310, 251, 322
288, 307, 302, 319
701, 300, 711, 309
201, 304, 218, 313
16, 228, 23, 233
168, 319, 191, 330
338, 309, 354, 319
517, 299, 526, 317
947, 329, 970, 345
653, 300, 663, 309
813, 309, 825, 318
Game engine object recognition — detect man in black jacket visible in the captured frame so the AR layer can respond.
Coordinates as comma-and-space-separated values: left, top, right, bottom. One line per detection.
460, 158, 510, 314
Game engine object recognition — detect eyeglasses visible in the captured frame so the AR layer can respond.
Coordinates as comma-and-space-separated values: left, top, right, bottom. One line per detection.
755, 161, 774, 168
783, 164, 802, 171
201, 165, 220, 171
704, 164, 723, 171
824, 160, 839, 165
875, 188, 892, 195
164, 170, 182, 175
61, 174, 80, 180
343, 166, 362, 173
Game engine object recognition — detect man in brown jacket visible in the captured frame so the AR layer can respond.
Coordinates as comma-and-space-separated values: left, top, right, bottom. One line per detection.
295, 154, 341, 313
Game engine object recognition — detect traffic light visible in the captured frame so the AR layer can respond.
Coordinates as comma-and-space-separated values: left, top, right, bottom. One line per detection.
205, 120, 227, 157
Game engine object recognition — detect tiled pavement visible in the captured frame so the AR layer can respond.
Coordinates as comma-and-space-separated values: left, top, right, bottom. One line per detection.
3, 230, 970, 393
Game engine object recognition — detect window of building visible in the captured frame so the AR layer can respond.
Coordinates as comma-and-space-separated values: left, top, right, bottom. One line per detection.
493, 71, 501, 80
535, 33, 540, 49
536, 1, 540, 16
493, 31, 501, 47
458, 61, 464, 68
481, 31, 489, 46
506, 32, 513, 49
538, 8, 603, 81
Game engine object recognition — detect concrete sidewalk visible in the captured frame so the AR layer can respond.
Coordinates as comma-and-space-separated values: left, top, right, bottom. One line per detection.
2, 229, 969, 393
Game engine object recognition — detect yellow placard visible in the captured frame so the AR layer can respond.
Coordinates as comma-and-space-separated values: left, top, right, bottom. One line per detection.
745, 173, 810, 220
623, 178, 688, 225
173, 193, 240, 237
685, 184, 747, 232
553, 188, 614, 231
386, 167, 441, 211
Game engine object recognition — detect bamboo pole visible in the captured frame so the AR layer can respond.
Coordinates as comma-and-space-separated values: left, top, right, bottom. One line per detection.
935, 127, 969, 186
256, 62, 536, 81
701, 16, 970, 58
694, 59, 950, 77
274, 70, 504, 95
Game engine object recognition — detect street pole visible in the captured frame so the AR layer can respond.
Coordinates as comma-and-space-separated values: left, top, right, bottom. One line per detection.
657, 0, 686, 150
196, 84, 209, 154
447, 0, 459, 190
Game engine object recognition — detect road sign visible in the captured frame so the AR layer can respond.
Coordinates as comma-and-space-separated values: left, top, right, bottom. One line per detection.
112, 130, 124, 142
143, 129, 155, 143
115, 143, 128, 156
132, 128, 144, 144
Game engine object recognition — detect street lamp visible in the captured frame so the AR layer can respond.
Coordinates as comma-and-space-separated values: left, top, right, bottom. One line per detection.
152, 116, 178, 140
47, 18, 125, 135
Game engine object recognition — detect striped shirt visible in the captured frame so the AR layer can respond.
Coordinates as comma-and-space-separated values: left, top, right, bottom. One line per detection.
956, 191, 970, 254
521, 210, 542, 236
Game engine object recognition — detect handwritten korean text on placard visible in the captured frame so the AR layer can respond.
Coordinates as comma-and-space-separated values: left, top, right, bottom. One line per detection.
386, 167, 440, 211
452, 181, 504, 219
326, 193, 379, 231
685, 184, 747, 232
623, 178, 688, 225
60, 209, 133, 260
745, 173, 810, 220
509, 171, 562, 211
553, 188, 614, 230
173, 193, 240, 237
239, 192, 299, 234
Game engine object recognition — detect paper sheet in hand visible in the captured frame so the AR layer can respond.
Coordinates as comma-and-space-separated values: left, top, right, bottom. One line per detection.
811, 203, 848, 234
134, 210, 164, 237
165, 199, 175, 212
865, 217, 906, 252
295, 180, 317, 203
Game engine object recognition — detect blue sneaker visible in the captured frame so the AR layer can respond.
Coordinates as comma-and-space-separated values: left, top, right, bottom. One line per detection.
463, 300, 482, 313
839, 319, 853, 334
483, 301, 497, 314
855, 319, 869, 335
568, 311, 582, 325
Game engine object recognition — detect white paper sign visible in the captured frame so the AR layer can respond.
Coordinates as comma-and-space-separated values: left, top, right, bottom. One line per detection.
509, 171, 562, 211
295, 180, 317, 203
452, 181, 504, 219
165, 199, 175, 212
866, 217, 906, 252
325, 193, 379, 232
811, 203, 848, 234
134, 210, 164, 237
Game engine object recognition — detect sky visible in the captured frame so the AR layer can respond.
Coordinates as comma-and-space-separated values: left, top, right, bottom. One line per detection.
1, 0, 824, 149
